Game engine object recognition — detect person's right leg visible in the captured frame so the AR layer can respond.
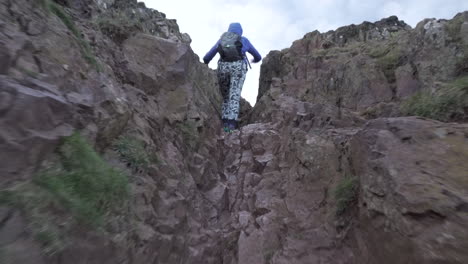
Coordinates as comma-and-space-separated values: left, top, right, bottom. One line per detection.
217, 61, 231, 130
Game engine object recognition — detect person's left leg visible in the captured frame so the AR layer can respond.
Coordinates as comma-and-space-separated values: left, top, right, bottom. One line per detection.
226, 60, 247, 129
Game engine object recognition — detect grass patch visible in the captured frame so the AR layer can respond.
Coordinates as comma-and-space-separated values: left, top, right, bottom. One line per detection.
0, 132, 129, 254
401, 76, 468, 121
334, 176, 358, 216
377, 48, 402, 83
113, 136, 154, 171
367, 42, 403, 83
368, 44, 393, 58
41, 0, 100, 71
35, 132, 129, 226
445, 15, 464, 41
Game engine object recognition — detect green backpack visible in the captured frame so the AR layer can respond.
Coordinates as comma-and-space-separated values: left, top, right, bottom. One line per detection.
217, 32, 243, 62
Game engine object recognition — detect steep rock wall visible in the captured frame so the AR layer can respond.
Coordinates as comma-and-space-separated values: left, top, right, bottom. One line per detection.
1, 0, 468, 263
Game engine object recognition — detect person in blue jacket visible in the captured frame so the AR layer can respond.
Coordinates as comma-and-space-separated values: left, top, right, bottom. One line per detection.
203, 22, 262, 132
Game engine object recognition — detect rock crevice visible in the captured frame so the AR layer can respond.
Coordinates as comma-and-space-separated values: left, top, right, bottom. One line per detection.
1, 1, 468, 263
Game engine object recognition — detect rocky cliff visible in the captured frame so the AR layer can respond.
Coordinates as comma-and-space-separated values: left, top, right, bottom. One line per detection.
0, 0, 467, 263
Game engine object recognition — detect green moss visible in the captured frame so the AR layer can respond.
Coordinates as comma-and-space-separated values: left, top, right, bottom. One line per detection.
334, 176, 358, 216
114, 136, 155, 171
401, 76, 468, 121
43, 0, 101, 71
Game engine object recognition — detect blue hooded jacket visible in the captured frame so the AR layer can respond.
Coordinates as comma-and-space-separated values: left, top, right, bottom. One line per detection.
203, 23, 262, 65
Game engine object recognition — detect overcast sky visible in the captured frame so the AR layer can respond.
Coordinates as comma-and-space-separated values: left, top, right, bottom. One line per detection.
143, 0, 468, 105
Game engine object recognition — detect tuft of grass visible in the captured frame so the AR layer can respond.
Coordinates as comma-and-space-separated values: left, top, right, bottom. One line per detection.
334, 176, 358, 216
368, 42, 403, 83
113, 136, 154, 171
377, 48, 402, 82
401, 76, 468, 121
0, 133, 129, 254
445, 15, 464, 41
34, 132, 129, 226
368, 44, 392, 58
42, 0, 101, 71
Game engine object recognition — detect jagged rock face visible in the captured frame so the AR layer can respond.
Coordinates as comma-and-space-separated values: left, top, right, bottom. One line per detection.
257, 13, 468, 118
1, 0, 468, 263
218, 116, 468, 264
0, 0, 224, 263
351, 117, 468, 264
242, 11, 468, 264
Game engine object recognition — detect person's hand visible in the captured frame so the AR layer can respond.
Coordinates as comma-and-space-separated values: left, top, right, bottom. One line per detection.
250, 59, 258, 64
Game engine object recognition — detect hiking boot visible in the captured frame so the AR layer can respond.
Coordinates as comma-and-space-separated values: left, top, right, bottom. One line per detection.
222, 118, 229, 132
227, 120, 237, 132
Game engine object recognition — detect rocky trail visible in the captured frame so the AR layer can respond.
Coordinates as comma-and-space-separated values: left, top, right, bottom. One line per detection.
1, 0, 468, 263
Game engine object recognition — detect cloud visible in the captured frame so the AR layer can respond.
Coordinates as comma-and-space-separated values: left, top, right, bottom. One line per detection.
143, 0, 468, 105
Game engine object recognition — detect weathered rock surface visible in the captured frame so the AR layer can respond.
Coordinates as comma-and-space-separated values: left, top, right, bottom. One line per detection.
1, 0, 468, 263
351, 117, 468, 264
257, 13, 468, 119
1, 0, 224, 263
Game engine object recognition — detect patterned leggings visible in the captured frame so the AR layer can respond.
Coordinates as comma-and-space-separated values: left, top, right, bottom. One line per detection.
217, 60, 247, 121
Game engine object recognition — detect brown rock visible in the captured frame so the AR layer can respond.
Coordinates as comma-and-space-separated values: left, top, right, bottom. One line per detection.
350, 117, 468, 264
0, 77, 73, 187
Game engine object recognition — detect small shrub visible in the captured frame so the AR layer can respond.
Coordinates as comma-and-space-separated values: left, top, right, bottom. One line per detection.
334, 176, 358, 216
401, 76, 468, 121
114, 136, 153, 170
